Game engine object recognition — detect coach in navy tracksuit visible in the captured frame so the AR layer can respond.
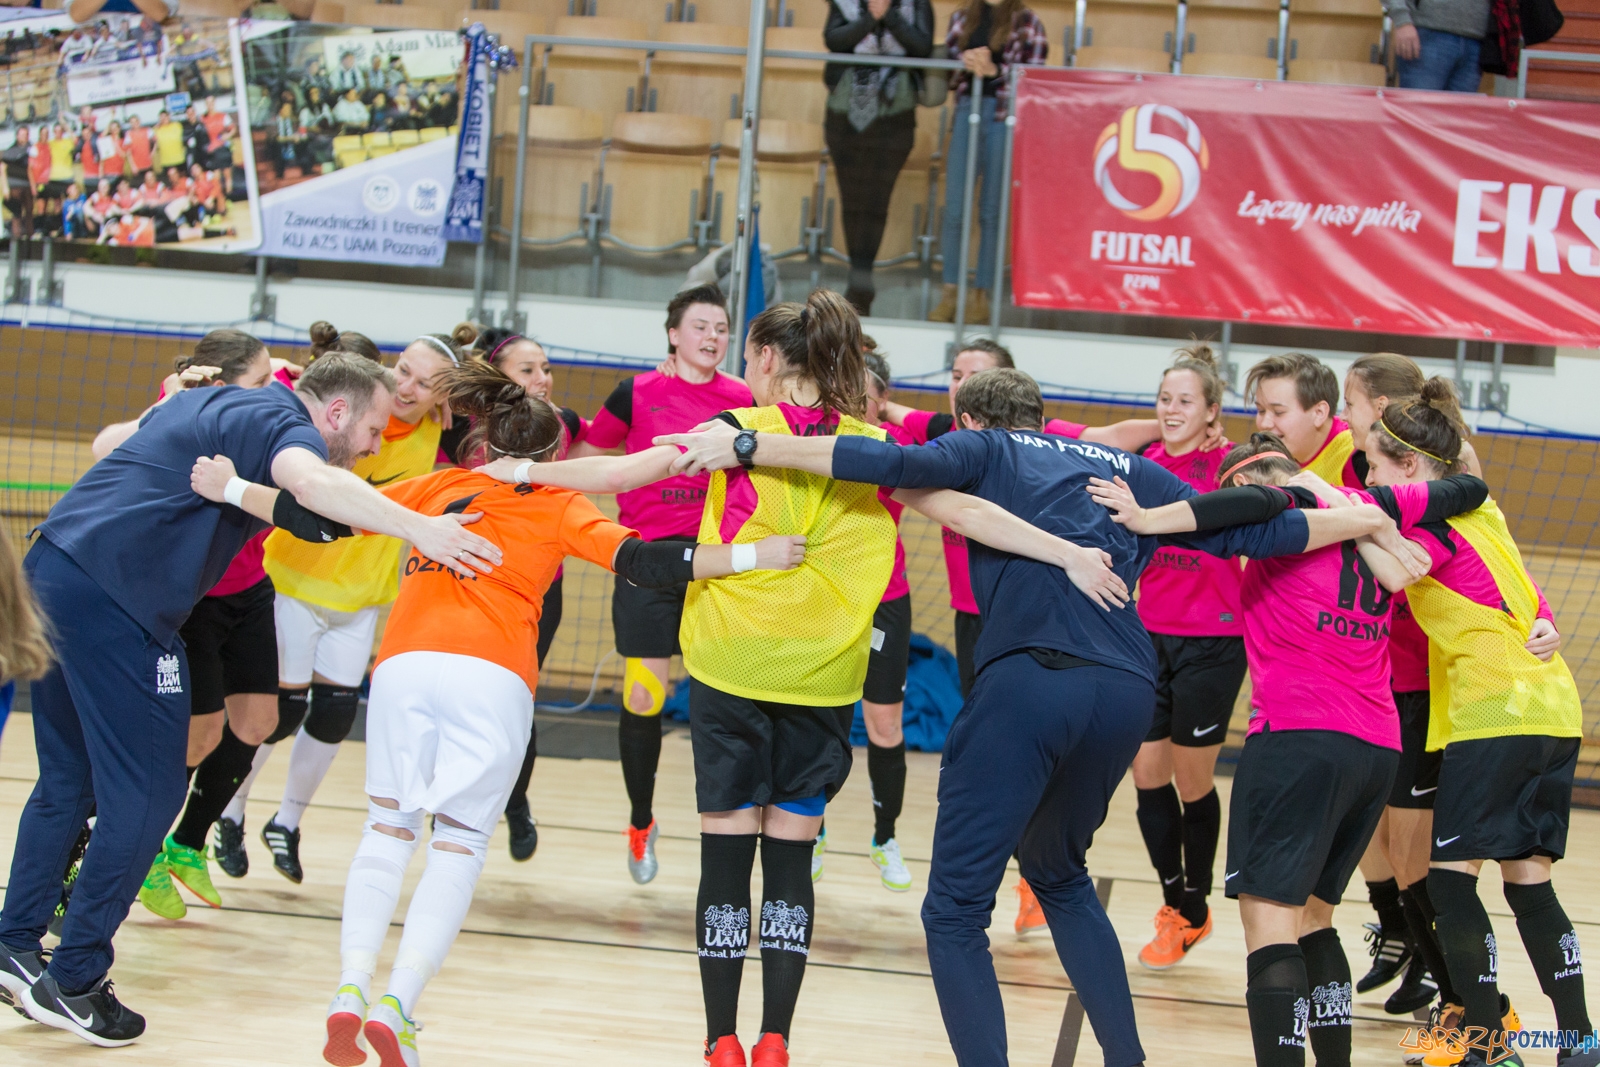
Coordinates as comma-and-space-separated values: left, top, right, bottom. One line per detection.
658, 367, 1400, 1067
0, 351, 499, 1048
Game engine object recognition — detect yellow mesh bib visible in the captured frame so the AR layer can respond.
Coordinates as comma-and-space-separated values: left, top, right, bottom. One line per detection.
1406, 499, 1582, 750
264, 416, 442, 612
1304, 427, 1356, 487
680, 407, 895, 706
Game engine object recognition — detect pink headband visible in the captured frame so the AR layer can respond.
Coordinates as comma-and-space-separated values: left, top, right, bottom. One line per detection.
487, 334, 524, 363
1219, 451, 1291, 486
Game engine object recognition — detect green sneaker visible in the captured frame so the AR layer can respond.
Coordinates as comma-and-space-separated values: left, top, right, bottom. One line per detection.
163, 835, 221, 909
138, 857, 187, 921
811, 826, 827, 883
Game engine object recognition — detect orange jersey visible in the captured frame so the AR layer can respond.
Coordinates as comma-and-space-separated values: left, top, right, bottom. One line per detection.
374, 469, 638, 693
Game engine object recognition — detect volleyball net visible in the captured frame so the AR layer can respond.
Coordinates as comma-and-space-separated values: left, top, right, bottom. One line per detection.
3, 313, 1597, 791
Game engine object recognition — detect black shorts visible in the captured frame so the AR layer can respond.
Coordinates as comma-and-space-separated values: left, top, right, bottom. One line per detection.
40, 180, 72, 199
1387, 689, 1443, 809
688, 677, 854, 814
1431, 734, 1579, 862
178, 576, 278, 716
1145, 633, 1247, 747
611, 537, 695, 658
954, 609, 983, 698
862, 593, 912, 706
1225, 726, 1398, 906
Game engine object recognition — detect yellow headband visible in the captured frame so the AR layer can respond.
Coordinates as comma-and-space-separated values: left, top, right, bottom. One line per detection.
1378, 419, 1446, 464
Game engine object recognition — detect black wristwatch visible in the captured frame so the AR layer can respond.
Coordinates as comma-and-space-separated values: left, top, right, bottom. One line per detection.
733, 429, 758, 470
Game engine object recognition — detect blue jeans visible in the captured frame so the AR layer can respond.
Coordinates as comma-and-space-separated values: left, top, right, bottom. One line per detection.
1397, 27, 1483, 92
939, 94, 1007, 290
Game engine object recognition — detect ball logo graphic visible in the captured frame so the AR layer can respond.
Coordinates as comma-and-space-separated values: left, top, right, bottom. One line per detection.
1093, 104, 1210, 221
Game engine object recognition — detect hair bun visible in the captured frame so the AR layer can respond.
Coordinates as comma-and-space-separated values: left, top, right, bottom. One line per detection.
309, 321, 339, 348
1173, 341, 1218, 368
452, 321, 481, 348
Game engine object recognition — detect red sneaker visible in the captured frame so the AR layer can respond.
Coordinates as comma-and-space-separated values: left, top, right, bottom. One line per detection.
1015, 877, 1048, 937
705, 1034, 746, 1067
751, 1033, 789, 1067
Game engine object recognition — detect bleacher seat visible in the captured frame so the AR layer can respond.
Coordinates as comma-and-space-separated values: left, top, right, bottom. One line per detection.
180, 0, 247, 15
495, 105, 605, 241
1287, 57, 1385, 83
713, 116, 823, 252
1029, 0, 1078, 53
759, 26, 828, 123
310, 0, 347, 22
538, 16, 652, 126
682, 0, 755, 24
589, 0, 678, 22
342, 1, 458, 28
773, 0, 829, 27
494, 0, 575, 17
1179, 0, 1283, 76
338, 147, 369, 168
1074, 44, 1173, 69
647, 23, 748, 120
1181, 51, 1280, 76
603, 111, 716, 248
333, 134, 365, 155
1069, 0, 1178, 69
420, 126, 452, 141
390, 129, 422, 146
1285, 0, 1386, 73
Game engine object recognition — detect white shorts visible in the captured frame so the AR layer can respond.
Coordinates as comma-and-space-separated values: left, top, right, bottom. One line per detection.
364, 651, 534, 832
275, 594, 380, 688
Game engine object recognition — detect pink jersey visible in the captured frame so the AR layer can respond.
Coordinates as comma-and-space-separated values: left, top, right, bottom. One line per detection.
1405, 509, 1553, 623
587, 370, 753, 540
877, 422, 912, 603
1136, 441, 1243, 637
901, 408, 1086, 613
1388, 593, 1430, 693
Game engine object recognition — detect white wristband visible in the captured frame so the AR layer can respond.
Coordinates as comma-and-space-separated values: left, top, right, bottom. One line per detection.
513, 461, 533, 484
223, 476, 249, 508
731, 544, 758, 573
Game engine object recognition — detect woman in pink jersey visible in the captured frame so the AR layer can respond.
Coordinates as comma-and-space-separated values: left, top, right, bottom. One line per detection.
1127, 345, 1245, 971
1091, 430, 1488, 1067
576, 283, 753, 884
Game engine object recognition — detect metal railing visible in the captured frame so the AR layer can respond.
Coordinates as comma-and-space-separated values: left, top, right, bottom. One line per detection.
1517, 47, 1600, 99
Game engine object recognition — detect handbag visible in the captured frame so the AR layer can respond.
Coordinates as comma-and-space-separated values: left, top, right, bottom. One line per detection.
918, 44, 950, 107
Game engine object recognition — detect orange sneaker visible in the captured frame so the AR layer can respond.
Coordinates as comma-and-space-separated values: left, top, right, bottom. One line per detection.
751, 1033, 788, 1067
1421, 996, 1521, 1066
1138, 905, 1212, 969
1015, 878, 1048, 937
705, 1034, 746, 1067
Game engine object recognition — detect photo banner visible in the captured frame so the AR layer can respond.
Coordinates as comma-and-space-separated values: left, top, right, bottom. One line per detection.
1010, 71, 1600, 347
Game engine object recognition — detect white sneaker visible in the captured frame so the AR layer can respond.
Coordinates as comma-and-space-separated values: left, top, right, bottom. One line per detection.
811, 827, 827, 883
363, 995, 421, 1067
323, 984, 368, 1066
869, 837, 913, 892
627, 820, 659, 885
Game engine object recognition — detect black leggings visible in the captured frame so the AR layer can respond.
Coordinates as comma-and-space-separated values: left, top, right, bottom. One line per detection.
824, 108, 916, 272
507, 575, 563, 812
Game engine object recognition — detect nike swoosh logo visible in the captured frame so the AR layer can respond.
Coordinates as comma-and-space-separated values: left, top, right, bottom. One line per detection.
1192, 724, 1220, 737
1225, 870, 1239, 880
1435, 835, 1461, 847
1411, 786, 1437, 796
60, 1000, 95, 1028
1163, 874, 1181, 885
365, 471, 403, 486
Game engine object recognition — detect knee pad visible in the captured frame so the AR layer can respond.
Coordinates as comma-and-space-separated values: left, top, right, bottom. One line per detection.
267, 687, 310, 745
304, 682, 362, 744
430, 821, 491, 863
622, 658, 665, 717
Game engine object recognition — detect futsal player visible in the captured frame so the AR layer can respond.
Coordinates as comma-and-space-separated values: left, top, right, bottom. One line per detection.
0, 352, 500, 1047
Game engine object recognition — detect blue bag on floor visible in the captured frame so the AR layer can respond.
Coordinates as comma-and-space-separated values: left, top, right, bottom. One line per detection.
850, 633, 964, 753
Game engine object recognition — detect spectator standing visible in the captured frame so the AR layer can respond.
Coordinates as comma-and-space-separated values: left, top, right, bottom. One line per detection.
3, 126, 35, 239
125, 114, 155, 183
269, 102, 305, 179
330, 50, 364, 94
823, 0, 934, 316
76, 108, 101, 190
1384, 0, 1488, 91
97, 119, 128, 185
928, 0, 1047, 324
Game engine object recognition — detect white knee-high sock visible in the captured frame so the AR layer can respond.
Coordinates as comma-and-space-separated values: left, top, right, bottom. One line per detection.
221, 742, 274, 826
338, 806, 425, 1002
277, 729, 341, 831
385, 825, 488, 1017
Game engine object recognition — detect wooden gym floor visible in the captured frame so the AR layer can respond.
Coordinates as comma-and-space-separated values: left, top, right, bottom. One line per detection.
0, 711, 1596, 1067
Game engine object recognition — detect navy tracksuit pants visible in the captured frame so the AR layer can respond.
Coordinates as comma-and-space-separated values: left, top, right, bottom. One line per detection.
0, 539, 190, 991
922, 650, 1154, 1067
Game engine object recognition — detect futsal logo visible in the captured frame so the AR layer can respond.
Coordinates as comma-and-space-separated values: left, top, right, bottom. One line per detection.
700, 904, 749, 957
1093, 105, 1210, 222
1484, 933, 1499, 983
155, 654, 183, 695
1311, 981, 1353, 1027
1285, 996, 1309, 1046
760, 900, 810, 956
1557, 932, 1582, 979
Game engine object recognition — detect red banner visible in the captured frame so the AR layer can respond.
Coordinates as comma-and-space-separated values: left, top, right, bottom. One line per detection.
1010, 71, 1600, 346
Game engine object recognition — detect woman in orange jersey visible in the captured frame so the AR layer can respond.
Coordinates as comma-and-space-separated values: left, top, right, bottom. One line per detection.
191, 361, 806, 1067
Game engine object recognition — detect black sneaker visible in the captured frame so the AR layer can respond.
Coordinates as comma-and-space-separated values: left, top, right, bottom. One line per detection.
1356, 921, 1412, 993
1385, 953, 1438, 1015
0, 943, 48, 1017
24, 973, 145, 1047
1558, 1051, 1600, 1067
506, 799, 538, 863
213, 815, 249, 879
261, 817, 303, 884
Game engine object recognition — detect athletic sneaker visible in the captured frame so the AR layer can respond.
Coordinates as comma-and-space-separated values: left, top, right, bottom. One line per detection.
163, 834, 222, 908
324, 983, 370, 1066
869, 838, 912, 892
506, 799, 538, 863
1385, 953, 1438, 1015
627, 820, 659, 885
24, 972, 146, 1047
364, 995, 420, 1067
751, 1032, 789, 1066
48, 824, 91, 938
811, 827, 827, 883
1356, 921, 1412, 992
0, 943, 48, 1016
138, 857, 187, 921
1138, 905, 1212, 969
1558, 1050, 1600, 1067
1014, 878, 1047, 938
213, 816, 249, 879
1423, 996, 1521, 1067
262, 817, 305, 884
705, 1034, 746, 1067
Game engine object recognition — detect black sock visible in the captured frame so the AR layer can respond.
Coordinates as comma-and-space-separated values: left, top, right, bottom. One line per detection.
1503, 881, 1592, 1041
1368, 877, 1407, 937
1402, 880, 1460, 1005
617, 711, 662, 830
172, 724, 258, 851
757, 835, 815, 1042
696, 833, 757, 1043
1300, 928, 1353, 1067
1180, 788, 1221, 927
1428, 869, 1503, 1036
505, 726, 537, 816
1247, 943, 1310, 1067
1136, 784, 1184, 909
867, 742, 906, 847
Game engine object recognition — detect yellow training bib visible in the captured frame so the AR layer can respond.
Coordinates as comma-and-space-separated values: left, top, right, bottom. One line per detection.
1304, 426, 1357, 488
